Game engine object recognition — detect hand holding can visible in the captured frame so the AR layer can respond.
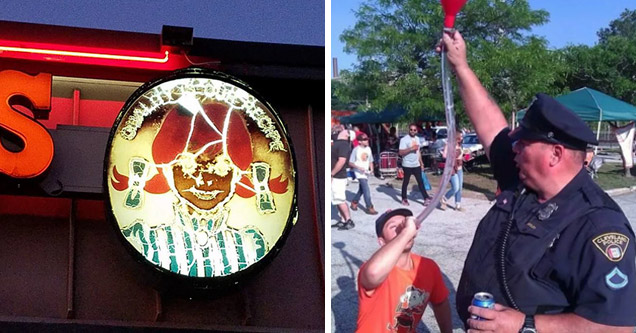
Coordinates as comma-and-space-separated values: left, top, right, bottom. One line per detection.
471, 292, 495, 320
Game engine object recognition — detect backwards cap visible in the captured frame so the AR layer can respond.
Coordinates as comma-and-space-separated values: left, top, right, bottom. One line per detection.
375, 208, 413, 237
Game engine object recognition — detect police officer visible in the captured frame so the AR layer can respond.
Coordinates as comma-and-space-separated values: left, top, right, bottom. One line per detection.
438, 31, 636, 332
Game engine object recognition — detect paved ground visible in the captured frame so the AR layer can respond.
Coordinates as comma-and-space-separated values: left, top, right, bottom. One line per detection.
330, 175, 636, 333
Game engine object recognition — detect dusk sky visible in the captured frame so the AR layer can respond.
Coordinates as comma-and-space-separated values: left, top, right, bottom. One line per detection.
0, 0, 325, 46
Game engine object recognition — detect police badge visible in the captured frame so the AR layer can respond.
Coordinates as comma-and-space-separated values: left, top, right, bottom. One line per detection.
537, 202, 558, 221
104, 68, 297, 290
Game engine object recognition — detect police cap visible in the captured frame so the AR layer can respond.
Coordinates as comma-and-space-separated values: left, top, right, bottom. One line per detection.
510, 93, 598, 150
375, 208, 413, 237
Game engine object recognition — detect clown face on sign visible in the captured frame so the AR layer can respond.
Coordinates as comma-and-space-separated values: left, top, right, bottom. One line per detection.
105, 70, 297, 280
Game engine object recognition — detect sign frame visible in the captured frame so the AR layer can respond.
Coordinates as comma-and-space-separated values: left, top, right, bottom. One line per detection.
103, 67, 299, 294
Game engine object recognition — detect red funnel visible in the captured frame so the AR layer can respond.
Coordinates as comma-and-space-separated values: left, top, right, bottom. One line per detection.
441, 0, 467, 28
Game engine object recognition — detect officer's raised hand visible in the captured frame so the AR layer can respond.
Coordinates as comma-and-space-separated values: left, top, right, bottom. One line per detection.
436, 30, 468, 73
434, 29, 508, 156
466, 303, 524, 333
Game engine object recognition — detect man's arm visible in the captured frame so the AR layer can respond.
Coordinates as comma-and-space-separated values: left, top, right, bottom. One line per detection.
467, 304, 634, 333
399, 144, 419, 157
399, 145, 417, 157
398, 137, 418, 157
440, 31, 508, 158
359, 217, 417, 294
536, 313, 634, 333
417, 142, 425, 170
431, 298, 452, 333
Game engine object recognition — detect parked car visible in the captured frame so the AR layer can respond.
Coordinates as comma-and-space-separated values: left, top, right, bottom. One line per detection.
433, 126, 448, 139
461, 133, 487, 170
462, 133, 483, 154
418, 134, 430, 147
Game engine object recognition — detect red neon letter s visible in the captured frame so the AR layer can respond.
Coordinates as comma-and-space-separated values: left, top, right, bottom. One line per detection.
0, 70, 54, 178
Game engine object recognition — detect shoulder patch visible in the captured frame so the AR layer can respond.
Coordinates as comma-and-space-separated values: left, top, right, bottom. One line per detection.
592, 233, 630, 262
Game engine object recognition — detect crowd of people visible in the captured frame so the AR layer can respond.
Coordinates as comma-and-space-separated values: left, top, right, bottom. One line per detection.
330, 121, 465, 232
333, 29, 636, 333
330, 120, 467, 230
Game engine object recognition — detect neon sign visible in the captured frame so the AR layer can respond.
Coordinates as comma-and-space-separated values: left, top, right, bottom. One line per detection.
0, 39, 180, 70
0, 70, 54, 178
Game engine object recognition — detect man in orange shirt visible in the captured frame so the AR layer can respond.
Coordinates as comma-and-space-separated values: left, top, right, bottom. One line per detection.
356, 209, 452, 332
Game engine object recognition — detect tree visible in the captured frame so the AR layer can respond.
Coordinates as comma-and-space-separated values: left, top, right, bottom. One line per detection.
598, 9, 636, 44
559, 9, 636, 177
470, 36, 566, 117
331, 77, 355, 111
331, 61, 386, 111
336, 0, 564, 123
561, 9, 636, 105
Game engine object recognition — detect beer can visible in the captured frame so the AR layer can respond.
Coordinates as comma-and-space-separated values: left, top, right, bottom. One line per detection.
471, 292, 494, 320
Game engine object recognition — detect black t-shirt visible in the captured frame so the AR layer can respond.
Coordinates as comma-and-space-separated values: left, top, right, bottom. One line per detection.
331, 140, 351, 179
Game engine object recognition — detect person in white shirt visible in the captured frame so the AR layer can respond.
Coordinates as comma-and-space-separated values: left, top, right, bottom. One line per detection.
349, 133, 378, 215
398, 124, 432, 206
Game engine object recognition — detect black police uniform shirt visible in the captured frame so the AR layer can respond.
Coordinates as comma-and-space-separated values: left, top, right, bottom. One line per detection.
456, 128, 636, 327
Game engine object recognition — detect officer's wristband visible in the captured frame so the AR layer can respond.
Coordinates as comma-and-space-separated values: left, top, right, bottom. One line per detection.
519, 314, 536, 333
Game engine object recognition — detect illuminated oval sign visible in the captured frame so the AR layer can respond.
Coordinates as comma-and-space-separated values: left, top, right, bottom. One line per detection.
104, 68, 297, 289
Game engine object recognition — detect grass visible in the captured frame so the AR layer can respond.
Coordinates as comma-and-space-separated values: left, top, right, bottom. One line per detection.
384, 161, 499, 201
427, 163, 498, 200
594, 163, 636, 190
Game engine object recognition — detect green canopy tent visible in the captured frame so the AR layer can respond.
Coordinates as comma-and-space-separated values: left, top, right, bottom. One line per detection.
339, 105, 439, 124
338, 106, 407, 155
516, 87, 636, 142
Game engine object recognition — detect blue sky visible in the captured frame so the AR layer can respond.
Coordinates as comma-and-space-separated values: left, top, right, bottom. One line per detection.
0, 0, 324, 46
332, 0, 636, 75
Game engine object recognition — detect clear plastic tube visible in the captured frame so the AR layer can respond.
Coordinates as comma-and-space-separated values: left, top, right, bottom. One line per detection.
415, 33, 456, 226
